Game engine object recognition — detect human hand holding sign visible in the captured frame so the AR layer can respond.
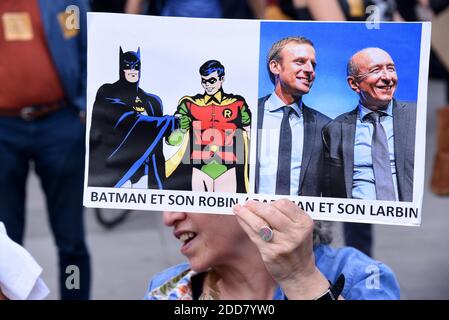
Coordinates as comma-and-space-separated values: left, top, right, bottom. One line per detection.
233, 199, 331, 299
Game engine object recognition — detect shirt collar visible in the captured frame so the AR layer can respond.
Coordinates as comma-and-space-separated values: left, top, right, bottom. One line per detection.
266, 92, 303, 117
147, 269, 197, 300
147, 246, 331, 300
146, 266, 289, 300
358, 100, 393, 120
204, 90, 223, 104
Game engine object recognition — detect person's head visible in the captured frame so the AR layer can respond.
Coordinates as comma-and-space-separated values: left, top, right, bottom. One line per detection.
120, 46, 141, 83
199, 60, 225, 96
163, 211, 250, 272
347, 47, 398, 110
267, 36, 316, 101
162, 211, 332, 273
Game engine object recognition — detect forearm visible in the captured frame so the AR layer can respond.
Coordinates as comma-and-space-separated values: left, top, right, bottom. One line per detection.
175, 101, 188, 116
249, 0, 267, 19
125, 0, 145, 14
306, 0, 345, 21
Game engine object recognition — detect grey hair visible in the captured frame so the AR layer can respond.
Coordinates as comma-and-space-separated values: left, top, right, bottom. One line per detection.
346, 58, 359, 78
267, 36, 314, 84
312, 221, 333, 246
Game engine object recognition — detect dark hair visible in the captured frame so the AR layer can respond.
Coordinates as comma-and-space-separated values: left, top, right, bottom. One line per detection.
199, 60, 225, 78
267, 36, 314, 84
313, 221, 333, 246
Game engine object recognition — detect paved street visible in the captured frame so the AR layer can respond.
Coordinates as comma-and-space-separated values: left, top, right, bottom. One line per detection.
21, 80, 449, 299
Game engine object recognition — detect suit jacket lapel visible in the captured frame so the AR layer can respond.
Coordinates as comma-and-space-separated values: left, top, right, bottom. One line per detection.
343, 108, 357, 198
392, 99, 409, 201
255, 95, 270, 192
298, 105, 315, 192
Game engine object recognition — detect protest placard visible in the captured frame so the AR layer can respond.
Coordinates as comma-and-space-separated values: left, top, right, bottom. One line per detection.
84, 13, 430, 226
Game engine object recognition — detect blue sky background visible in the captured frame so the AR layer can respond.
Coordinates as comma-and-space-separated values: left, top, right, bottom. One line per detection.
258, 22, 422, 119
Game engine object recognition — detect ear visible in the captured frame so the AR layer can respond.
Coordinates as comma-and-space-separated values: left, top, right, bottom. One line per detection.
120, 46, 124, 57
137, 47, 140, 58
347, 76, 360, 93
269, 60, 281, 79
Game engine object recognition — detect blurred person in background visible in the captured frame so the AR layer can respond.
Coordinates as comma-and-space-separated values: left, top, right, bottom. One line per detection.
396, 0, 449, 21
120, 0, 266, 19
90, 0, 128, 13
269, 0, 401, 21
90, 0, 147, 14
265, 0, 345, 20
396, 0, 449, 100
0, 0, 91, 299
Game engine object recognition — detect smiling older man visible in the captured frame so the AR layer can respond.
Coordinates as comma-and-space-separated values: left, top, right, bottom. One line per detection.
322, 47, 417, 257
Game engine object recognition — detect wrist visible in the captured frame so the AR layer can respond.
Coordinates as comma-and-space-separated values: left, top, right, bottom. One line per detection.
314, 274, 346, 300
279, 266, 330, 300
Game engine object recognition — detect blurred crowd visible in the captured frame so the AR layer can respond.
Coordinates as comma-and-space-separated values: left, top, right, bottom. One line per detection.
90, 0, 449, 96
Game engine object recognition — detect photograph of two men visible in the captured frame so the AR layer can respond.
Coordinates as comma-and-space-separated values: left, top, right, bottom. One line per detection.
83, 13, 431, 227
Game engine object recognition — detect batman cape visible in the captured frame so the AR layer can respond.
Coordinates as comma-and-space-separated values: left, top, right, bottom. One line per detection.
88, 48, 174, 188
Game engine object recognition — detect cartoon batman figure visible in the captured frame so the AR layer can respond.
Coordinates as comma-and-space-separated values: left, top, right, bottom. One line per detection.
88, 47, 175, 189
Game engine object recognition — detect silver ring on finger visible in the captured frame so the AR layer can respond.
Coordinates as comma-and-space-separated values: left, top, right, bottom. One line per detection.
259, 225, 274, 242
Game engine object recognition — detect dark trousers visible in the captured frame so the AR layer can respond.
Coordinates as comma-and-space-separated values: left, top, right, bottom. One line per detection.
344, 222, 373, 257
0, 107, 91, 299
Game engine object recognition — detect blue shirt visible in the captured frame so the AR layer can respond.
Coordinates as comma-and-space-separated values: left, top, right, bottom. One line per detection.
144, 245, 400, 300
353, 101, 399, 200
258, 93, 304, 195
162, 0, 222, 18
38, 0, 89, 111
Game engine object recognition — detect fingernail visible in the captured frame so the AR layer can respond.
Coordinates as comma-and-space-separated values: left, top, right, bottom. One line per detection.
233, 204, 241, 214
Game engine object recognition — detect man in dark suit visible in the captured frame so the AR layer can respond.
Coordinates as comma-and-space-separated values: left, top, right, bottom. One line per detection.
322, 47, 416, 256
256, 36, 331, 196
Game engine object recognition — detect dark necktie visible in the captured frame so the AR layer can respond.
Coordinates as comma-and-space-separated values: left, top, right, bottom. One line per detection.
365, 112, 396, 200
276, 106, 294, 195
